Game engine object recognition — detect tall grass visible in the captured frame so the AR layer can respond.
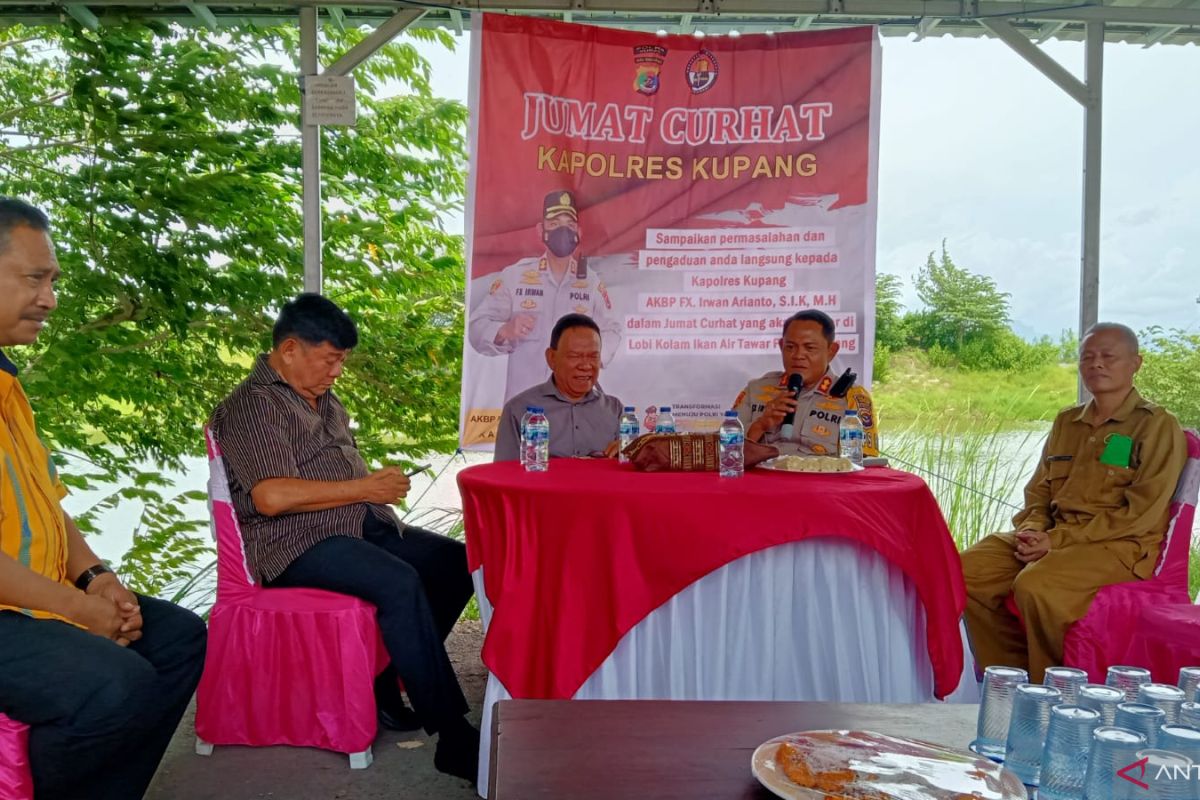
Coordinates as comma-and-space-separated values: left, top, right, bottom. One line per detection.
884, 423, 1200, 600
882, 421, 1045, 549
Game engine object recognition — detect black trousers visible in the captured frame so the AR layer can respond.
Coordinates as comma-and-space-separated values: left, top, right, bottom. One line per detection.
267, 520, 473, 734
0, 595, 207, 800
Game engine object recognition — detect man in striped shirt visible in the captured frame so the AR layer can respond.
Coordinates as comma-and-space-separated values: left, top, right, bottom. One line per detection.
0, 198, 207, 800
209, 293, 479, 781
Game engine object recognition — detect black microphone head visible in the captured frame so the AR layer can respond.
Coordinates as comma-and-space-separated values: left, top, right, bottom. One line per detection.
786, 372, 805, 396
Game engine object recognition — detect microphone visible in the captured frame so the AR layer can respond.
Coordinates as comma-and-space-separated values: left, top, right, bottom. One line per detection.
778, 372, 806, 439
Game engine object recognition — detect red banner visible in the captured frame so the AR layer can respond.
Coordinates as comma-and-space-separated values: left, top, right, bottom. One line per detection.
462, 15, 880, 448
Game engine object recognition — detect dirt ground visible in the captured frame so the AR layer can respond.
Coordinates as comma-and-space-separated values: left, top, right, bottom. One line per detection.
147, 621, 489, 800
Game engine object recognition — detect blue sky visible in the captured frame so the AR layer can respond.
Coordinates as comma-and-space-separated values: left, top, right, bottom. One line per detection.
412, 32, 1199, 339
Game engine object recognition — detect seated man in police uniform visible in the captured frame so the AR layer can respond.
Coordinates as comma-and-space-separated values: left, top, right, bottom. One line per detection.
733, 309, 878, 457
962, 322, 1186, 682
494, 313, 624, 462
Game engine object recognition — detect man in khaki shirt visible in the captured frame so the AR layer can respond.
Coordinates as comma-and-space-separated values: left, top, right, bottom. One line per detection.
962, 323, 1186, 682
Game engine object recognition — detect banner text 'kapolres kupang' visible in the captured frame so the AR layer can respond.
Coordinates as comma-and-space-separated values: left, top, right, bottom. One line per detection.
523, 92, 831, 181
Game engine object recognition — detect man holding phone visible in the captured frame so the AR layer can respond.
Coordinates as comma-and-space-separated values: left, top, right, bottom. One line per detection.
209, 294, 479, 782
961, 323, 1187, 682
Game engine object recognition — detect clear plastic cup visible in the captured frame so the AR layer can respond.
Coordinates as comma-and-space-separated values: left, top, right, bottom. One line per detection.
1038, 704, 1102, 800
1179, 667, 1200, 703
1045, 666, 1090, 705
1005, 683, 1063, 785
1108, 665, 1153, 701
1083, 726, 1147, 800
1139, 683, 1189, 724
1157, 724, 1200, 763
972, 665, 1029, 759
1135, 748, 1195, 800
1180, 702, 1200, 729
1078, 683, 1127, 726
1115, 702, 1168, 748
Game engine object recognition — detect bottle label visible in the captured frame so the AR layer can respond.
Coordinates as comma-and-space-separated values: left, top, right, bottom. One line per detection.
719, 431, 744, 445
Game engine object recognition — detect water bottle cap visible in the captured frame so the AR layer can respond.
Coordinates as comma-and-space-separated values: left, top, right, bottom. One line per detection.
659, 406, 671, 412
525, 406, 535, 412
724, 410, 738, 417
531, 406, 544, 413
623, 406, 635, 413
844, 409, 857, 416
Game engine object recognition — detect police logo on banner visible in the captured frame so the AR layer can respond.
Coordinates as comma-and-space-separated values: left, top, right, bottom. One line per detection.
685, 49, 718, 94
633, 44, 667, 96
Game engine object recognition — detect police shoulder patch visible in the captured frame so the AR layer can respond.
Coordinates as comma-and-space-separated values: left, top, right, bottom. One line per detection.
489, 278, 502, 295
732, 390, 746, 409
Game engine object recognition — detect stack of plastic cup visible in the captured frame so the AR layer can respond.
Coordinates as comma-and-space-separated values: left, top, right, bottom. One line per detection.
1005, 683, 1063, 785
1045, 666, 1091, 704
1158, 724, 1200, 763
972, 665, 1029, 759
1135, 749, 1195, 800
1038, 705, 1102, 800
1178, 667, 1200, 702
1139, 683, 1189, 724
1083, 726, 1147, 800
1078, 683, 1127, 726
1108, 665, 1153, 701
1180, 702, 1200, 729
1115, 702, 1168, 747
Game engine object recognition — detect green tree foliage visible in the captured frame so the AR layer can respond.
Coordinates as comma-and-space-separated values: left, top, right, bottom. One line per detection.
913, 242, 1011, 350
1137, 327, 1200, 428
0, 22, 467, 597
874, 272, 906, 351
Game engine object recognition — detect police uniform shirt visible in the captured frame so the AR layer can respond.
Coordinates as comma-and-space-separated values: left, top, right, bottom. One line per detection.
493, 378, 624, 462
467, 253, 621, 403
732, 368, 879, 457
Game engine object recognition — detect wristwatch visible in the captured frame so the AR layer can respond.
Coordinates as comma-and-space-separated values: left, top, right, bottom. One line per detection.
74, 563, 114, 592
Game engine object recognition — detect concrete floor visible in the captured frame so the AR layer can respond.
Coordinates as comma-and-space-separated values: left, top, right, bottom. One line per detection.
147, 622, 487, 800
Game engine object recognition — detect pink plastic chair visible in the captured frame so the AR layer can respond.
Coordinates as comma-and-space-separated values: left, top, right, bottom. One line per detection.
0, 712, 33, 799
1062, 428, 1200, 680
194, 427, 389, 768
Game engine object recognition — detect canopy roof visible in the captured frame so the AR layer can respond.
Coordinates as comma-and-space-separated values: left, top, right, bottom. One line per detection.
3, 0, 1199, 48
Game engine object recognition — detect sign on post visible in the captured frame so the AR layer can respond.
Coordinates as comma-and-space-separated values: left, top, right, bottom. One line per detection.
303, 75, 357, 127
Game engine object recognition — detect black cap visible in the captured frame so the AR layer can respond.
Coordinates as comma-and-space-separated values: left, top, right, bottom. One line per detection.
543, 190, 578, 221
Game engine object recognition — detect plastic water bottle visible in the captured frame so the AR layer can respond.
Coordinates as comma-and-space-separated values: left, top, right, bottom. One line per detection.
518, 406, 535, 468
718, 411, 744, 478
524, 407, 549, 472
839, 409, 864, 466
655, 406, 676, 433
618, 406, 639, 463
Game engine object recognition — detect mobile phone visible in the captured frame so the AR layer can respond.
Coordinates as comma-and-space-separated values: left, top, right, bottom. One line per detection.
405, 464, 432, 478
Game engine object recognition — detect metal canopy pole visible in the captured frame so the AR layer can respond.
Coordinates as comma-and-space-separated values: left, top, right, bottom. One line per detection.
325, 8, 425, 76
300, 6, 322, 293
983, 17, 1104, 400
1080, 21, 1104, 342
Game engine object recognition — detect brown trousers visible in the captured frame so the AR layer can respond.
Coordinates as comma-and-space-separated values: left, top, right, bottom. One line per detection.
961, 532, 1140, 682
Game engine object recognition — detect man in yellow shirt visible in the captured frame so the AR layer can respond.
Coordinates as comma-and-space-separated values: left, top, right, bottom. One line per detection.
0, 198, 206, 800
962, 322, 1186, 681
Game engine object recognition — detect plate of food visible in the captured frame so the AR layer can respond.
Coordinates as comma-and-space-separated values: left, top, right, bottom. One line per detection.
751, 730, 1026, 800
756, 455, 864, 474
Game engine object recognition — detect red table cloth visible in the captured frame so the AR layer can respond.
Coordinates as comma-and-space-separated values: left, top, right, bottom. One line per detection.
459, 460, 967, 700
1123, 604, 1200, 684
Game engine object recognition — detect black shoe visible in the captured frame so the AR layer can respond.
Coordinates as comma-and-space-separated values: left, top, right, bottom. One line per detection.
434, 720, 480, 783
377, 703, 422, 732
